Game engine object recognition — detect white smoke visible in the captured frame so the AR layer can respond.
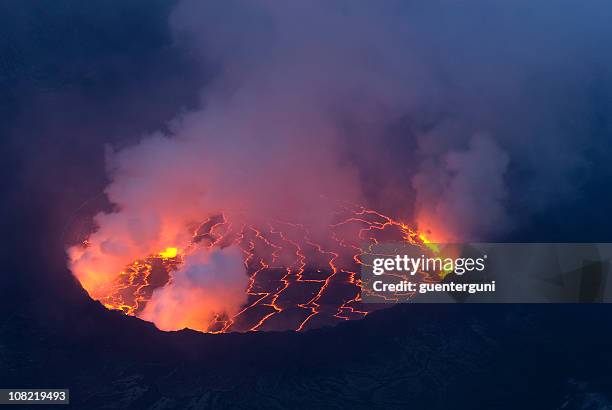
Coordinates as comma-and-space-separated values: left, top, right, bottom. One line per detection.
140, 246, 248, 331
68, 0, 610, 329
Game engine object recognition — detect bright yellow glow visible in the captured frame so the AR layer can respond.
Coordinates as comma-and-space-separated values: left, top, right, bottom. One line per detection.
159, 247, 178, 258
418, 234, 454, 278
418, 233, 440, 253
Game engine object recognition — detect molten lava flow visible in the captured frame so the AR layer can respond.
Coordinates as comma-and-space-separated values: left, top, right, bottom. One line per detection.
159, 247, 179, 258
73, 205, 439, 333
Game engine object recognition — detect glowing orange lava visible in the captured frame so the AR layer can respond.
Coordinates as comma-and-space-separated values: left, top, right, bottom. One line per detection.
74, 204, 439, 333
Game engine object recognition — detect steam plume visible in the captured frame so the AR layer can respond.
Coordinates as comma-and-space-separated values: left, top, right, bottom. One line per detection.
140, 246, 248, 331
68, 0, 612, 329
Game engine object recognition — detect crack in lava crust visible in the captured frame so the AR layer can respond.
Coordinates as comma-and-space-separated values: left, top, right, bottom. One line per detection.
76, 205, 434, 333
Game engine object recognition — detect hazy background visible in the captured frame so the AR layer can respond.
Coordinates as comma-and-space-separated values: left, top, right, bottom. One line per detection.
2, 1, 611, 247
0, 0, 607, 330
2, 2, 612, 408
0, 0, 610, 319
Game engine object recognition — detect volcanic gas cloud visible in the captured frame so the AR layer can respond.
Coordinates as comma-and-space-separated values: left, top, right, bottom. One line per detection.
68, 1, 593, 332
67, 2, 421, 332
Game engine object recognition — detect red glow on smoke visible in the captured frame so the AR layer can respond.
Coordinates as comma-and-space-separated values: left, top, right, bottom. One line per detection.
73, 204, 434, 333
